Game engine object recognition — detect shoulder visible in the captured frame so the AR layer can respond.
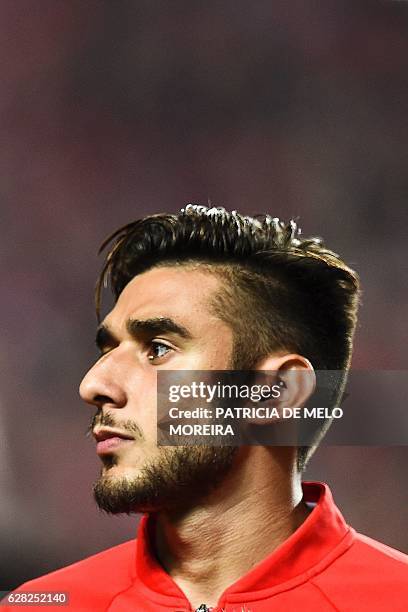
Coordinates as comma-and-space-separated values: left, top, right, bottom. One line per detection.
339, 530, 408, 576
352, 531, 408, 567
2, 539, 136, 611
312, 530, 408, 610
23, 538, 136, 587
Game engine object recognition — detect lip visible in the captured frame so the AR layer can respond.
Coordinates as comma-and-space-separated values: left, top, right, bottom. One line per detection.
93, 428, 134, 455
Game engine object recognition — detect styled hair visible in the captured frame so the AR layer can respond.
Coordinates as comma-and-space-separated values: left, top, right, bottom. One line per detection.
96, 204, 360, 469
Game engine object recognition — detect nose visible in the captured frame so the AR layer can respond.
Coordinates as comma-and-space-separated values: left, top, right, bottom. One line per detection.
79, 359, 127, 409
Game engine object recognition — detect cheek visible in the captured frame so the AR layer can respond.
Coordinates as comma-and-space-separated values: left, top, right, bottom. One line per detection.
126, 371, 157, 415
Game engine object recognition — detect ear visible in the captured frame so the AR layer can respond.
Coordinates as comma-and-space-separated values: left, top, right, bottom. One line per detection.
243, 353, 316, 425
256, 352, 316, 409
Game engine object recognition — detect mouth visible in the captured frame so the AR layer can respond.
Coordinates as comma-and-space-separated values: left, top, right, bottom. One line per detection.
93, 428, 134, 455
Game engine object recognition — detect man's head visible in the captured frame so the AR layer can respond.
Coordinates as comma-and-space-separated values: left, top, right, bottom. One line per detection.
80, 205, 360, 514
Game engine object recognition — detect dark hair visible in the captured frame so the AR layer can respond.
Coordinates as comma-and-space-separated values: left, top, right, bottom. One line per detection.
96, 204, 360, 469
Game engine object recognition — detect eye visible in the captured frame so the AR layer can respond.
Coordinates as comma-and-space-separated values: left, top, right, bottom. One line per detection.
147, 341, 174, 363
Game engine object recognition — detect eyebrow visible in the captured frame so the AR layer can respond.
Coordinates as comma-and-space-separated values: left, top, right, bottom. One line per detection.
95, 317, 193, 352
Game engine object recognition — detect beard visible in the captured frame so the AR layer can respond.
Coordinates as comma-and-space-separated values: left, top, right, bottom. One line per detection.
91, 409, 238, 514
93, 444, 238, 514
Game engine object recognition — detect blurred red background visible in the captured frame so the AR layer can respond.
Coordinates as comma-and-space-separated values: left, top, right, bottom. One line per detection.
1, 0, 407, 590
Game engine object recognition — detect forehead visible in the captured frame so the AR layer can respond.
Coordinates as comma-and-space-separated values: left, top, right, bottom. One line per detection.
104, 266, 223, 332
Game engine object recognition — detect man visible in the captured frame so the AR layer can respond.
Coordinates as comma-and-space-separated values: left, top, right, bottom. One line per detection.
2, 205, 408, 611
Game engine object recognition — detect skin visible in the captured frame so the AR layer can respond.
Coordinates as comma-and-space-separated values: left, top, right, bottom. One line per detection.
79, 266, 313, 609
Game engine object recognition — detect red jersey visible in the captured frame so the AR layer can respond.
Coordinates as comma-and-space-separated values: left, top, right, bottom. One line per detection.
2, 482, 408, 611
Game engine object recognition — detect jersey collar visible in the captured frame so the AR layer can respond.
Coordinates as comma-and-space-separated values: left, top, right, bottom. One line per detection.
135, 481, 354, 601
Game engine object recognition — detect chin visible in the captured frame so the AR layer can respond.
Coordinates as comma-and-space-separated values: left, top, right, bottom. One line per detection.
102, 463, 141, 479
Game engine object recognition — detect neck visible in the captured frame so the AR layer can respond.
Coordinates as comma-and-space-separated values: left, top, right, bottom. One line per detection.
153, 447, 310, 610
